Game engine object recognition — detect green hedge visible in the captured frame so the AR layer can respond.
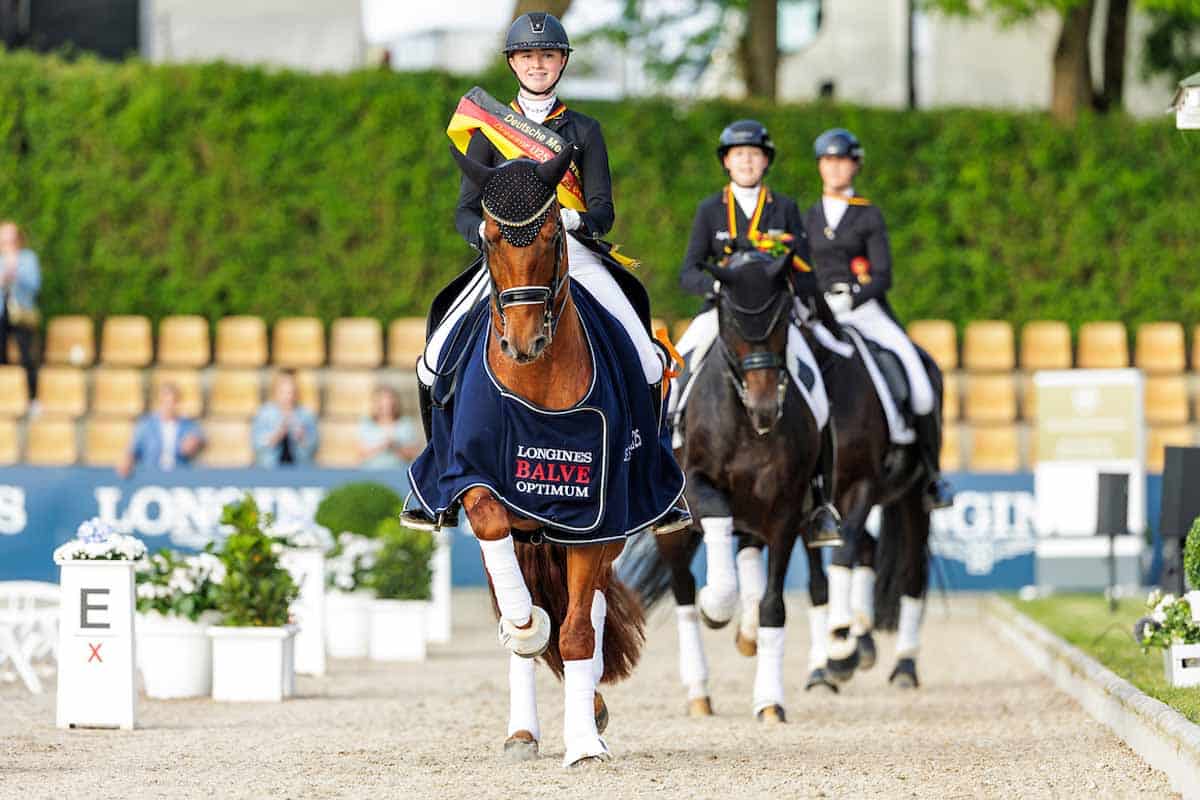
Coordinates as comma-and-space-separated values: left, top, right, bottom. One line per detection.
2, 51, 1198, 331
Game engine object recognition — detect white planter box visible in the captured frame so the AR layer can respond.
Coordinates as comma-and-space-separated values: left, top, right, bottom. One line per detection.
427, 530, 452, 644
1163, 643, 1200, 688
136, 612, 214, 699
369, 600, 428, 662
280, 548, 327, 676
55, 559, 138, 729
324, 589, 373, 659
208, 625, 297, 702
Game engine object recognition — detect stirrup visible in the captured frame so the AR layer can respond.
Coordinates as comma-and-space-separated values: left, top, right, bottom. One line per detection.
399, 493, 439, 532
923, 478, 954, 512
807, 504, 843, 549
651, 498, 692, 536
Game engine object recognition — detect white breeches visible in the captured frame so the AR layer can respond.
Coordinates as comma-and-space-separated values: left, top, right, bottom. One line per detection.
669, 307, 829, 430
834, 299, 934, 415
417, 237, 664, 386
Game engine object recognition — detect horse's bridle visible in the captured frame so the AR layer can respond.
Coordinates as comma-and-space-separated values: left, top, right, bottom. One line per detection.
484, 218, 570, 349
715, 283, 793, 432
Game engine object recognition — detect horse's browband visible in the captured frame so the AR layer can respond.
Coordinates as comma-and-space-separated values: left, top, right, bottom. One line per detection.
482, 192, 557, 229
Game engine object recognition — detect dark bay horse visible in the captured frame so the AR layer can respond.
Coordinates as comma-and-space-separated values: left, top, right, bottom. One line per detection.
621, 250, 826, 721
446, 145, 646, 767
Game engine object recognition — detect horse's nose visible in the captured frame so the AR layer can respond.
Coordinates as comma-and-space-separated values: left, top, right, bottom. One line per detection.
748, 402, 779, 436
499, 337, 516, 359
528, 335, 548, 358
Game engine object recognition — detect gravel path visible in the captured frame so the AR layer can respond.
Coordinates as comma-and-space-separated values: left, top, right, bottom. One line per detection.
0, 590, 1177, 799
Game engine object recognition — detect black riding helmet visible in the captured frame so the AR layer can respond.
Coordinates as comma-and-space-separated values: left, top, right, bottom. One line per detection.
503, 12, 572, 96
716, 119, 776, 165
813, 128, 864, 161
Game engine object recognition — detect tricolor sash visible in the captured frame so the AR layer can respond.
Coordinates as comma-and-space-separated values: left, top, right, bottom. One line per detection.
447, 86, 586, 212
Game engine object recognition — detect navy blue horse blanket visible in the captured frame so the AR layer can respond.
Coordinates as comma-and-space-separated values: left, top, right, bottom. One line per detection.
408, 282, 685, 545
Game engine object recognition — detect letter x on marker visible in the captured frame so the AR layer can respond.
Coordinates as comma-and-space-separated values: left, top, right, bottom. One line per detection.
87, 643, 103, 663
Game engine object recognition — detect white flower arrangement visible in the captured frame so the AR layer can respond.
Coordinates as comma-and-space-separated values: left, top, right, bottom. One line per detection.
264, 517, 334, 552
326, 532, 382, 592
1137, 589, 1200, 651
53, 517, 146, 562
135, 550, 225, 621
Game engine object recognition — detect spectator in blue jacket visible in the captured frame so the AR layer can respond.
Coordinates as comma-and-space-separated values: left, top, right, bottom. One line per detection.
0, 221, 41, 403
118, 383, 205, 477
253, 369, 318, 467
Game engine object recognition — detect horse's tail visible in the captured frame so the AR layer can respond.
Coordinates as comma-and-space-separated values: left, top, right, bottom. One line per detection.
506, 540, 646, 685
615, 529, 702, 614
873, 487, 930, 630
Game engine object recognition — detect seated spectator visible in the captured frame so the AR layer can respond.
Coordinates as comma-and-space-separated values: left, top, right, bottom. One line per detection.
0, 221, 41, 407
253, 369, 318, 467
357, 386, 421, 469
118, 383, 205, 477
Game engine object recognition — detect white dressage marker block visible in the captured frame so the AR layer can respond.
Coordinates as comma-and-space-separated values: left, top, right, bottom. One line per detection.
427, 529, 452, 644
55, 560, 137, 730
280, 548, 326, 676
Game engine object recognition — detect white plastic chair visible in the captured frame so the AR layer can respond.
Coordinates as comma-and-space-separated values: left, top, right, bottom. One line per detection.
0, 581, 61, 694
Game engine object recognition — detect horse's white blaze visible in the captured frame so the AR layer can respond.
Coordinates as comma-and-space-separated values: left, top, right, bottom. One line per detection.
850, 566, 876, 636
562, 659, 609, 767
736, 547, 766, 639
808, 605, 829, 670
895, 595, 924, 658
752, 626, 786, 713
675, 605, 710, 699
698, 517, 737, 623
507, 653, 540, 740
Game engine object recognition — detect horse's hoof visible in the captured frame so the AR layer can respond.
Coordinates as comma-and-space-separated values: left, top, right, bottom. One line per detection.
687, 697, 714, 717
756, 704, 787, 724
594, 692, 609, 735
889, 657, 920, 689
804, 668, 839, 694
503, 731, 539, 762
563, 739, 611, 768
698, 605, 731, 630
735, 628, 757, 657
856, 632, 877, 671
826, 628, 859, 683
498, 606, 551, 658
567, 754, 610, 770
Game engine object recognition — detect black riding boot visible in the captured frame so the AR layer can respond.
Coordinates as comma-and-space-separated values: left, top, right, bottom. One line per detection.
399, 383, 461, 531
808, 421, 843, 549
649, 379, 693, 535
914, 412, 953, 512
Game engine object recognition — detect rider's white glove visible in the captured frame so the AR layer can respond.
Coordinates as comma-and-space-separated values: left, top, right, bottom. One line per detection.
824, 289, 853, 317
560, 208, 582, 231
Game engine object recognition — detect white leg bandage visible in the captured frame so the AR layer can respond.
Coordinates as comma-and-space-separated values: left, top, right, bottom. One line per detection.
736, 547, 766, 639
479, 536, 532, 626
698, 517, 737, 623
507, 654, 540, 740
752, 626, 786, 713
562, 659, 608, 766
807, 605, 829, 671
895, 595, 924, 658
826, 564, 853, 631
850, 567, 876, 636
676, 605, 709, 700
590, 589, 606, 685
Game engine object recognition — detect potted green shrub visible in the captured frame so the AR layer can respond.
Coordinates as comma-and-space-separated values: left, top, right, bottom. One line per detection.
135, 549, 223, 698
367, 519, 435, 662
315, 482, 403, 537
325, 532, 382, 659
206, 497, 301, 702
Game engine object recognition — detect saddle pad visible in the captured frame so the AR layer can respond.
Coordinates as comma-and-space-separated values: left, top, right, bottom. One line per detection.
409, 282, 685, 545
842, 325, 916, 445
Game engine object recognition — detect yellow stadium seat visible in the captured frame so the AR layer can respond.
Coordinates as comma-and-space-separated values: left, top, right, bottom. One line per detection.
325, 371, 375, 419
1077, 321, 1128, 369
199, 419, 253, 468
1020, 374, 1039, 421
963, 320, 1015, 372
1135, 322, 1186, 374
38, 367, 87, 419
0, 366, 29, 417
331, 317, 383, 368
44, 315, 95, 366
1144, 375, 1190, 425
1019, 321, 1072, 371
316, 420, 362, 467
907, 320, 957, 371
209, 369, 261, 419
295, 370, 321, 415
965, 374, 1017, 423
84, 418, 134, 467
158, 315, 211, 367
1147, 426, 1195, 474
150, 368, 204, 418
967, 424, 1021, 473
100, 315, 153, 367
26, 418, 78, 466
215, 316, 268, 367
91, 368, 146, 418
942, 375, 960, 422
940, 423, 962, 472
0, 418, 17, 465
388, 318, 427, 370
273, 317, 325, 368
